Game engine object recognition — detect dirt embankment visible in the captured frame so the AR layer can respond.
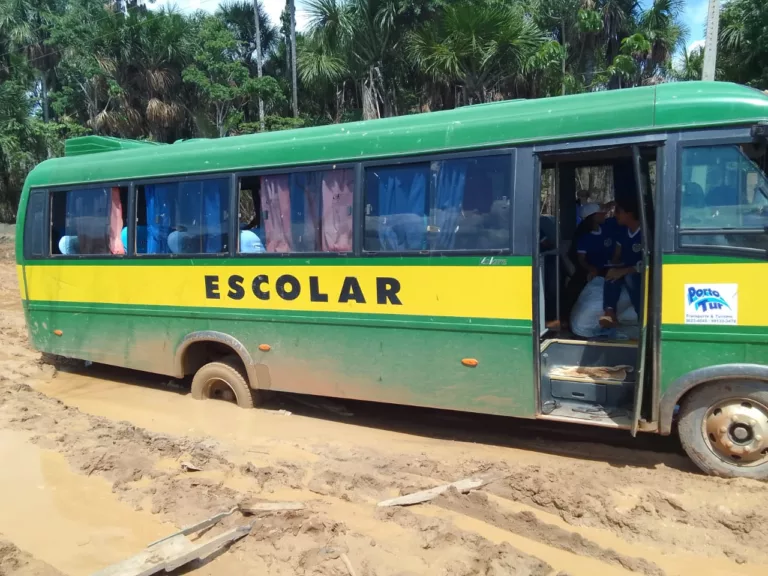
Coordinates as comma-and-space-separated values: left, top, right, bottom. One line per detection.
1, 248, 767, 576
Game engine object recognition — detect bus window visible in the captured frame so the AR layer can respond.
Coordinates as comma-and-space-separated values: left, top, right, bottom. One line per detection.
136, 178, 229, 255
364, 154, 512, 252
679, 145, 768, 252
365, 163, 430, 252
24, 191, 46, 258
237, 167, 354, 254
51, 187, 128, 256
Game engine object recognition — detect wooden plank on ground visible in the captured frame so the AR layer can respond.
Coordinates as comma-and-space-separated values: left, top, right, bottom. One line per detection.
238, 501, 306, 513
90, 535, 193, 576
377, 478, 489, 507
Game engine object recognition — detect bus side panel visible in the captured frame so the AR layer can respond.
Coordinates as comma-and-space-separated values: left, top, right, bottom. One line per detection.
659, 257, 768, 392
23, 259, 536, 419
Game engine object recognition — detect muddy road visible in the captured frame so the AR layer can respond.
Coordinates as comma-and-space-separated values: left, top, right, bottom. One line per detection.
1, 238, 767, 576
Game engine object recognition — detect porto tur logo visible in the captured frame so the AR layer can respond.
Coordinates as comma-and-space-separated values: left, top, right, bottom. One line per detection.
684, 284, 738, 325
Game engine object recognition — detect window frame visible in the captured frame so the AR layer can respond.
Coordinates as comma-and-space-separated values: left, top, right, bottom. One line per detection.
360, 147, 517, 257
132, 173, 236, 260
46, 180, 133, 260
675, 128, 768, 260
233, 161, 360, 259
23, 188, 49, 261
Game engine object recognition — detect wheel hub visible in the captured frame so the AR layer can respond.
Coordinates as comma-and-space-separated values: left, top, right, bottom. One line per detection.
206, 378, 236, 403
703, 399, 768, 466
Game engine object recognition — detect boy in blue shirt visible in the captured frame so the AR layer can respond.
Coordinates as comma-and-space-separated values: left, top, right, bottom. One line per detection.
599, 199, 643, 328
576, 203, 616, 280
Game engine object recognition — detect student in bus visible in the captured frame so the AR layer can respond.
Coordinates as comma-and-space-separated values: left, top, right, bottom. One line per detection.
599, 198, 642, 328
548, 203, 615, 331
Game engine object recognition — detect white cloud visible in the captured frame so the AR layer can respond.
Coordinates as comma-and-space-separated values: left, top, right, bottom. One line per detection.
149, 0, 309, 30
687, 39, 705, 54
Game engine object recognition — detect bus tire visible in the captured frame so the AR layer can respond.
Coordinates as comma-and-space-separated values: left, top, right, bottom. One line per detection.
678, 380, 768, 479
191, 357, 254, 409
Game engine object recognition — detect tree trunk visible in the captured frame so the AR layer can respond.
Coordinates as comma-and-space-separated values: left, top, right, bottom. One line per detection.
289, 0, 298, 117
253, 0, 265, 131
362, 67, 379, 120
40, 73, 49, 123
561, 22, 567, 96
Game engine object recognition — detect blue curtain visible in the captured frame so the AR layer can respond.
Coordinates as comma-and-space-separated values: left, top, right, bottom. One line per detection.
145, 179, 227, 254
433, 160, 467, 250
377, 166, 428, 251
288, 172, 321, 251
145, 184, 174, 254
202, 179, 225, 253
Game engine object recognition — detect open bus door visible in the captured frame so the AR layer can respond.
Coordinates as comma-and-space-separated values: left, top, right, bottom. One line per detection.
630, 145, 650, 436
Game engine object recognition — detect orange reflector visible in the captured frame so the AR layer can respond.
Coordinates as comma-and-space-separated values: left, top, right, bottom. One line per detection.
53, 330, 63, 336
461, 358, 478, 367
258, 344, 271, 352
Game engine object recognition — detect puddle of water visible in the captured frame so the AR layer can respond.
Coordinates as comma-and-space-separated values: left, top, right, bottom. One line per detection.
37, 372, 510, 465
0, 430, 174, 576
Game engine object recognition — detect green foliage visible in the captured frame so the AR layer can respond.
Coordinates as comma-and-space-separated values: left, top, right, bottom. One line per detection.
718, 0, 768, 89
0, 0, 761, 221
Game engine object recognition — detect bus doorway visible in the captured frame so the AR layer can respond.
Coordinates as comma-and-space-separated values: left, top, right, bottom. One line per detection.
535, 144, 658, 431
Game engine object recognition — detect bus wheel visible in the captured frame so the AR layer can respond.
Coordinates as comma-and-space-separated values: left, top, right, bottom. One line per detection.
678, 380, 768, 479
190, 357, 254, 409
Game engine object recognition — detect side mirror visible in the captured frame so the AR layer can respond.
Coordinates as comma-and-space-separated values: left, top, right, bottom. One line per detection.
750, 121, 768, 142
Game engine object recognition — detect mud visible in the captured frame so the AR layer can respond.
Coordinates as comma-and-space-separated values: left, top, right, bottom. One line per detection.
2, 246, 768, 576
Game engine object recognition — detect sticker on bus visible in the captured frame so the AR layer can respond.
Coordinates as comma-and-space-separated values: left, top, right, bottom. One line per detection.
684, 284, 738, 325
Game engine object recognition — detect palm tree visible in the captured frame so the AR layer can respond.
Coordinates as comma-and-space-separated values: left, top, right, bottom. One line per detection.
408, 1, 542, 105
637, 0, 687, 81
0, 0, 62, 122
673, 45, 704, 81
218, 1, 277, 130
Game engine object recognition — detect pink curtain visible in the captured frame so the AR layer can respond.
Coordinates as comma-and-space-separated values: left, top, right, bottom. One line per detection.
261, 175, 293, 253
321, 170, 354, 252
108, 187, 125, 255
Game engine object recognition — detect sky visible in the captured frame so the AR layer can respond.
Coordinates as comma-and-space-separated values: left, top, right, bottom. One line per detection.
149, 0, 312, 31
150, 0, 712, 55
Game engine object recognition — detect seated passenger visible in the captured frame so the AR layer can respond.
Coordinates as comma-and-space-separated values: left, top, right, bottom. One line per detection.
575, 203, 616, 282
240, 229, 265, 253
548, 203, 615, 331
58, 235, 79, 255
240, 216, 266, 253
599, 199, 642, 328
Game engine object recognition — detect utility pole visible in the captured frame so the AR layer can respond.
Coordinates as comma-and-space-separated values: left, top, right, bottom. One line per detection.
253, 0, 264, 132
702, 0, 720, 81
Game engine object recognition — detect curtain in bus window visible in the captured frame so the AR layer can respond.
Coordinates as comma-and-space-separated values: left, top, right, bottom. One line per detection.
145, 184, 174, 254
322, 169, 354, 252
261, 175, 293, 252
433, 160, 467, 250
197, 179, 226, 253
289, 172, 322, 251
66, 188, 110, 254
377, 166, 428, 251
109, 187, 125, 254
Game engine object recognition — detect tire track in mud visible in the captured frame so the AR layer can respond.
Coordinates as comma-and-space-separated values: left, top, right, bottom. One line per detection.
0, 537, 64, 576
0, 375, 666, 576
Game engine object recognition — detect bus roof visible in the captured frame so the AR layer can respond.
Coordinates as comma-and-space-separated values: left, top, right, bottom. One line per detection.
25, 81, 768, 189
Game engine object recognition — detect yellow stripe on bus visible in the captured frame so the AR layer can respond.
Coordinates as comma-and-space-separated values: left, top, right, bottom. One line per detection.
661, 262, 768, 326
23, 264, 533, 321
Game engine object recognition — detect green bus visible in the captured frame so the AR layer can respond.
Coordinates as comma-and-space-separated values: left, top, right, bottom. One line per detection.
16, 81, 768, 479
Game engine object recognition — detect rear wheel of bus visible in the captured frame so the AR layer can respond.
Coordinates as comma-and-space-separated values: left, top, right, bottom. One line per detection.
677, 380, 768, 479
190, 356, 255, 409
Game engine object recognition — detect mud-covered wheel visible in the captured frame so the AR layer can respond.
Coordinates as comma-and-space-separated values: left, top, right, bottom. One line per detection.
678, 380, 768, 479
190, 357, 254, 409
